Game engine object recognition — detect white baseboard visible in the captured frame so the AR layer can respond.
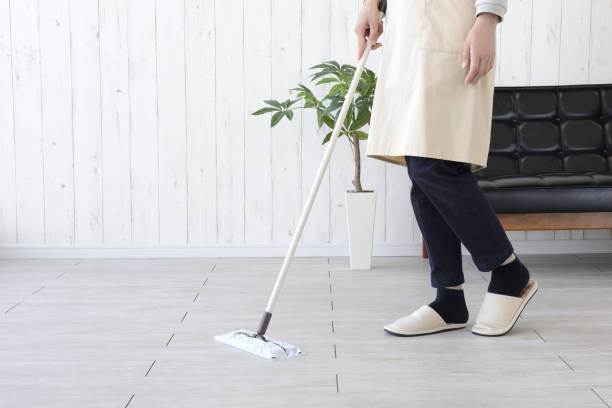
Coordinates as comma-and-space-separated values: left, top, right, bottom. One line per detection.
0, 239, 610, 259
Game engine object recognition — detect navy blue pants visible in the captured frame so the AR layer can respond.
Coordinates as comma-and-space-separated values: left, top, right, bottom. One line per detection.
405, 155, 515, 288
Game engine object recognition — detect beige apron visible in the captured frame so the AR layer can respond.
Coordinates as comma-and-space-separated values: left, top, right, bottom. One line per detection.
365, 0, 496, 173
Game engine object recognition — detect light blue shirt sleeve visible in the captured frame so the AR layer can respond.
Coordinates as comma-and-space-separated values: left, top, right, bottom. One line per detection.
475, 0, 508, 22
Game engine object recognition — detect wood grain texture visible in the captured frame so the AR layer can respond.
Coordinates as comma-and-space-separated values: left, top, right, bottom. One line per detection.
185, 0, 217, 245
300, 0, 331, 245
271, 0, 302, 244
10, 0, 46, 245
531, 0, 562, 86
499, 213, 612, 231
39, 0, 75, 245
215, 0, 244, 244
128, 0, 159, 245
0, 1, 610, 251
244, 0, 273, 244
156, 0, 188, 245
69, 0, 104, 245
99, 0, 132, 244
559, 0, 592, 85
0, 0, 16, 245
329, 0, 358, 245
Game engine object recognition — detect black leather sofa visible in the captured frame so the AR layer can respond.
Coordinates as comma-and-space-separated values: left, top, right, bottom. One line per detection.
422, 84, 612, 259
474, 84, 612, 214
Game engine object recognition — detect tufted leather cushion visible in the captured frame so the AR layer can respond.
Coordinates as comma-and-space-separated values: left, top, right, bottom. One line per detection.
475, 84, 612, 214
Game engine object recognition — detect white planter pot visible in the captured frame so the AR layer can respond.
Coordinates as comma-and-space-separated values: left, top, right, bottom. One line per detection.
345, 191, 377, 270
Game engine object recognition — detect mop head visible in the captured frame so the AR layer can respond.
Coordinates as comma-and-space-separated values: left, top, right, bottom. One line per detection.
214, 329, 303, 360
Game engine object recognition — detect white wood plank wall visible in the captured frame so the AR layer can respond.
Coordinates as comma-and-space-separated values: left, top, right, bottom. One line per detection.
0, 0, 611, 254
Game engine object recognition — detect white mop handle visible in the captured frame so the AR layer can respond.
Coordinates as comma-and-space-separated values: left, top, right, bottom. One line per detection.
264, 14, 383, 315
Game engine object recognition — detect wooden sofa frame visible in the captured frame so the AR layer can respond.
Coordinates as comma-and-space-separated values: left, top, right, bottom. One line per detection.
422, 212, 612, 258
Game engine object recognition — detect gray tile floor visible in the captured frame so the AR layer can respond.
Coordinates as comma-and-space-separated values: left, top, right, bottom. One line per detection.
1, 254, 612, 407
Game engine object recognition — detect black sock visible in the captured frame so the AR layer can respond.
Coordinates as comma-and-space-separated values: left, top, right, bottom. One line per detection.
488, 255, 530, 297
428, 287, 469, 324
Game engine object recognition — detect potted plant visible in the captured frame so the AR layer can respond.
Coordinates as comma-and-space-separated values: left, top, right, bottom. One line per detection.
252, 61, 377, 270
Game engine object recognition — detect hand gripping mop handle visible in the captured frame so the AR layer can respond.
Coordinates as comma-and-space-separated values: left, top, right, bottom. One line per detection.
257, 6, 386, 337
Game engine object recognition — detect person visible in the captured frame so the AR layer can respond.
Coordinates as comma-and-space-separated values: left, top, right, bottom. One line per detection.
355, 0, 538, 337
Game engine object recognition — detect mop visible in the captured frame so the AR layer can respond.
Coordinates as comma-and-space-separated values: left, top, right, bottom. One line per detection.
214, 3, 387, 360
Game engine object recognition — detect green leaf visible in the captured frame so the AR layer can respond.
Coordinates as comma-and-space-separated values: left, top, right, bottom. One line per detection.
315, 77, 338, 86
279, 99, 294, 109
322, 102, 340, 118
344, 106, 353, 129
340, 63, 355, 73
311, 70, 333, 81
264, 100, 283, 109
252, 107, 278, 116
322, 131, 333, 145
271, 111, 284, 127
327, 60, 341, 70
356, 130, 368, 140
351, 108, 370, 130
325, 94, 344, 104
309, 62, 334, 71
291, 84, 315, 97
303, 100, 317, 109
322, 114, 335, 129
285, 110, 294, 120
312, 67, 344, 83
354, 95, 371, 109
329, 83, 346, 96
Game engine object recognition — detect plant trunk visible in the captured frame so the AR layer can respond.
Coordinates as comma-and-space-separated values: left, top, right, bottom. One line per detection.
352, 132, 363, 192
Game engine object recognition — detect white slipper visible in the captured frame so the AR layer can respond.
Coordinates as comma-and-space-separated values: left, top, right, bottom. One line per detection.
471, 279, 538, 337
383, 305, 468, 337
